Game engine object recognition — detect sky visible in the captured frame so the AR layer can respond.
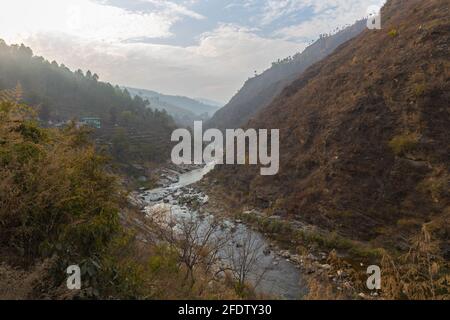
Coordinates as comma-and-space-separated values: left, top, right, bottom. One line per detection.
0, 0, 385, 103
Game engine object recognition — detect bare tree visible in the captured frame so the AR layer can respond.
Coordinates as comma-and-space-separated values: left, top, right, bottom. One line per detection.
225, 230, 267, 292
146, 205, 269, 294
146, 206, 230, 288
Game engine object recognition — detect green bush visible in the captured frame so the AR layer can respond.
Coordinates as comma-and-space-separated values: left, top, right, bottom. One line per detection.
388, 29, 398, 37
414, 83, 427, 97
0, 99, 122, 279
388, 133, 419, 156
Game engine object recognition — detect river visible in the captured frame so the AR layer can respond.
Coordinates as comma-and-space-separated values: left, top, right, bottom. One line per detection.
139, 164, 307, 300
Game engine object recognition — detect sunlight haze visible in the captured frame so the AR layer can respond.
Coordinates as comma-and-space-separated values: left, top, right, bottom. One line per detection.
0, 0, 385, 102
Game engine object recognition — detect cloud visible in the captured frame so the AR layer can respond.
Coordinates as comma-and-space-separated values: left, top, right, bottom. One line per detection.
137, 0, 205, 20
0, 0, 201, 43
0, 0, 387, 101
17, 23, 303, 102
268, 0, 386, 40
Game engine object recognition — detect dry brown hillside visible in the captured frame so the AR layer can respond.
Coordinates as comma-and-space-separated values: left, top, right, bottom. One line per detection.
210, 0, 449, 253
207, 20, 367, 130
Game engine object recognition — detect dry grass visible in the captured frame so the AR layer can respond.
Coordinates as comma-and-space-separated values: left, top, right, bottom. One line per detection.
381, 225, 449, 300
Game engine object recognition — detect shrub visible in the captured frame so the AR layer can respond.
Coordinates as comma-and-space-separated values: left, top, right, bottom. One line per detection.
413, 83, 427, 97
388, 29, 398, 37
0, 99, 123, 283
381, 225, 450, 300
0, 93, 239, 300
388, 133, 419, 156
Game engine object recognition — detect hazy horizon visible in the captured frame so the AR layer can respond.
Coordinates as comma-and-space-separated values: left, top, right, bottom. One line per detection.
0, 0, 385, 102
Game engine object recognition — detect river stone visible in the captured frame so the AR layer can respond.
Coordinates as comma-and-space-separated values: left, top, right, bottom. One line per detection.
290, 254, 301, 264
137, 176, 148, 182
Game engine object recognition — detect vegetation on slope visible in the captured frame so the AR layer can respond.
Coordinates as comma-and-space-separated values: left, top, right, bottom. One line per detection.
0, 40, 175, 165
207, 20, 367, 130
209, 0, 449, 254
0, 94, 238, 299
0, 95, 123, 297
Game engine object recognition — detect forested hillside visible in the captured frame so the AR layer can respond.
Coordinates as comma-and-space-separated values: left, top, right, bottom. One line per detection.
0, 40, 175, 164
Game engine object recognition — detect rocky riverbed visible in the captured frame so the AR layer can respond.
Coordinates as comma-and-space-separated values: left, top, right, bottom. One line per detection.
128, 164, 378, 300
129, 164, 309, 299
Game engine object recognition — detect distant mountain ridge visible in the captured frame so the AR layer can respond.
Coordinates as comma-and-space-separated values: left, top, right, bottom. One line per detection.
207, 19, 367, 130
195, 97, 224, 108
126, 87, 221, 126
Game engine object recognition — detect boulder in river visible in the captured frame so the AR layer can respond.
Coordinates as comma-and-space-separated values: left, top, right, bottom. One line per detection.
280, 250, 291, 259
263, 247, 271, 256
320, 264, 332, 270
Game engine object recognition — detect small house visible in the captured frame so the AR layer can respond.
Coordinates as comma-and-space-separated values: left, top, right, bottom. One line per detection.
80, 117, 101, 129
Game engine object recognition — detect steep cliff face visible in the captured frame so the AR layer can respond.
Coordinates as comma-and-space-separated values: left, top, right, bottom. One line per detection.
210, 0, 449, 246
207, 20, 367, 130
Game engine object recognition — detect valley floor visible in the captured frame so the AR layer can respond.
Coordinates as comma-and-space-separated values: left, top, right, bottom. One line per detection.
132, 164, 382, 299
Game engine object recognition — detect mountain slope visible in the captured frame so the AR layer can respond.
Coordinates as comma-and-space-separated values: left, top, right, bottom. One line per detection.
127, 87, 220, 118
195, 97, 224, 108
0, 40, 175, 163
207, 19, 367, 130
209, 0, 449, 248
126, 87, 221, 127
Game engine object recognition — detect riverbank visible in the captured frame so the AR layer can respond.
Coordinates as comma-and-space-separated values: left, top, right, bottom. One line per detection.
194, 171, 386, 300
127, 164, 387, 300
129, 164, 310, 299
